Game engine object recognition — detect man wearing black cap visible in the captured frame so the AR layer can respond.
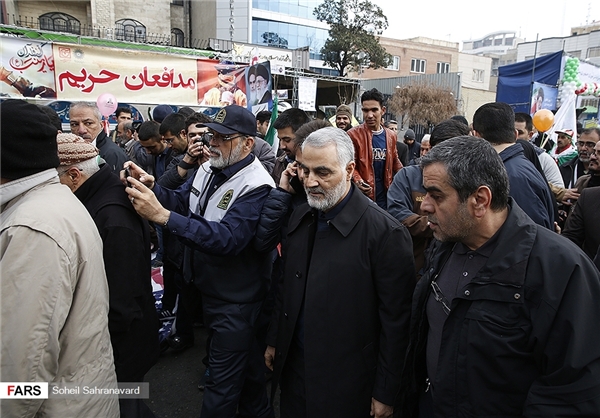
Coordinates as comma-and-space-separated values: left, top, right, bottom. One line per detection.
403, 128, 421, 162
123, 105, 275, 418
0, 100, 119, 417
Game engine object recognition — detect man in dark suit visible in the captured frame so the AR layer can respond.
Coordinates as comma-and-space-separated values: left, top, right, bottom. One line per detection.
562, 186, 600, 260
265, 127, 415, 418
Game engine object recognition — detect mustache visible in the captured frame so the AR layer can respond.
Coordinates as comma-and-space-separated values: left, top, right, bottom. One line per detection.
209, 147, 221, 156
306, 186, 325, 194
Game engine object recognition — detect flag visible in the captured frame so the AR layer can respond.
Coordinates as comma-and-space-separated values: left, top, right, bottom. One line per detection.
541, 93, 577, 152
264, 96, 279, 152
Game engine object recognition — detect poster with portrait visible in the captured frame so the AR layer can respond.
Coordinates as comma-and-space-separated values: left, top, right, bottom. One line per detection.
197, 59, 248, 108
246, 61, 273, 114
530, 81, 558, 116
0, 37, 57, 99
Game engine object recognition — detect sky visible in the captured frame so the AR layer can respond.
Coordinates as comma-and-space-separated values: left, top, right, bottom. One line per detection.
373, 0, 597, 48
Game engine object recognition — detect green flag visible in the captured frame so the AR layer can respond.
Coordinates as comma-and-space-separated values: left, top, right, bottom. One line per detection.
264, 96, 278, 149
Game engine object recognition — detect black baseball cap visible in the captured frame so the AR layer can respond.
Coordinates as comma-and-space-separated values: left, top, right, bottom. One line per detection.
201, 105, 256, 136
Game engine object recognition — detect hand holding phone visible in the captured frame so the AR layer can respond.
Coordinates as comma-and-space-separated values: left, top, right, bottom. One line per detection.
125, 167, 132, 188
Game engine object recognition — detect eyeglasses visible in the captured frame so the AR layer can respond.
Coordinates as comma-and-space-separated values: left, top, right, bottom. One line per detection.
577, 141, 597, 148
431, 281, 451, 316
205, 131, 244, 142
163, 136, 177, 144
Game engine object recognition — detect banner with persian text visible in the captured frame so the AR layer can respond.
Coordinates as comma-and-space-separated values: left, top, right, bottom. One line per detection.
0, 37, 57, 99
53, 43, 198, 104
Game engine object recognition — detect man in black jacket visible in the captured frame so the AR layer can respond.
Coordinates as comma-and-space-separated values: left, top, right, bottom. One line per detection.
57, 133, 159, 418
265, 127, 415, 418
399, 136, 600, 417
69, 102, 129, 174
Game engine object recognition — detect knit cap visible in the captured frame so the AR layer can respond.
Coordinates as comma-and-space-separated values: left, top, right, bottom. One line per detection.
0, 99, 59, 180
56, 133, 99, 166
336, 104, 353, 119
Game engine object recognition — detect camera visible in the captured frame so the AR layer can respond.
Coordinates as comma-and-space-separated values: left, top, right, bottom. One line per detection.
194, 130, 211, 146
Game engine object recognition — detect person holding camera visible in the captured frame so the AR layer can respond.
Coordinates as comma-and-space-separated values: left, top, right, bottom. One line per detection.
123, 105, 275, 418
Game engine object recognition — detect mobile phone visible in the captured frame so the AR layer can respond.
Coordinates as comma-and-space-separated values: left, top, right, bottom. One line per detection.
125, 167, 131, 188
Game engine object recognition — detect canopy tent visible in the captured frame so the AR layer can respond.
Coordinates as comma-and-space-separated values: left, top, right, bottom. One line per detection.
496, 51, 563, 113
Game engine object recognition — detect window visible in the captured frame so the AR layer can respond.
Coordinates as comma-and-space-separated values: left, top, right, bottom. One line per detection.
171, 28, 184, 47
567, 50, 581, 59
115, 19, 146, 43
472, 69, 484, 82
587, 47, 600, 58
436, 62, 449, 73
411, 58, 426, 73
39, 12, 80, 34
387, 56, 400, 70
172, 0, 184, 5
581, 98, 598, 108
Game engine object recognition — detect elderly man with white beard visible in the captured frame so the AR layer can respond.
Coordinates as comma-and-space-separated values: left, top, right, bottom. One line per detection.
122, 105, 275, 418
264, 127, 415, 418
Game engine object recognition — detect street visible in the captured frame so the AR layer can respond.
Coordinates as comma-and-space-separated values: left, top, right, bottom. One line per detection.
145, 326, 280, 417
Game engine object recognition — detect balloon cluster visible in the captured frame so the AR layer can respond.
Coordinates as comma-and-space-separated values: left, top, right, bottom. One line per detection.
558, 57, 580, 100
575, 82, 600, 97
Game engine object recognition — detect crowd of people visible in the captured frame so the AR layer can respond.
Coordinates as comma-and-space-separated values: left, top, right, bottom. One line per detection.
1, 88, 600, 418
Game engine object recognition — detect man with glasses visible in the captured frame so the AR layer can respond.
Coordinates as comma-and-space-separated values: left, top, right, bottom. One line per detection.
560, 127, 600, 189
573, 135, 600, 191
122, 105, 275, 418
399, 136, 600, 417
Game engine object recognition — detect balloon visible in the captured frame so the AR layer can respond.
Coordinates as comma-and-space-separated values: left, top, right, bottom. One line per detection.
96, 93, 118, 117
532, 109, 554, 132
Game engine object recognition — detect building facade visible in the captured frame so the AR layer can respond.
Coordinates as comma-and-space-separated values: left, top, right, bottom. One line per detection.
516, 30, 600, 66
1, 0, 188, 45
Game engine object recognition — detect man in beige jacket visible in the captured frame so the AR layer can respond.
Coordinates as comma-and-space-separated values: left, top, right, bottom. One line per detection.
0, 99, 119, 418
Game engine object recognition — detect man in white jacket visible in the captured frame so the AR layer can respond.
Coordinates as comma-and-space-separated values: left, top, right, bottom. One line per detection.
0, 99, 119, 418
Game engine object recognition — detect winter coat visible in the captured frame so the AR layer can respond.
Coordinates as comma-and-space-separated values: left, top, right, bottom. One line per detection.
0, 171, 119, 417
398, 200, 600, 417
268, 186, 416, 417
562, 185, 600, 260
96, 130, 130, 175
74, 164, 160, 382
499, 144, 555, 228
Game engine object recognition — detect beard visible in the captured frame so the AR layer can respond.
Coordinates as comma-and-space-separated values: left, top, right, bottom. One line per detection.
428, 202, 475, 243
305, 178, 349, 212
209, 139, 245, 169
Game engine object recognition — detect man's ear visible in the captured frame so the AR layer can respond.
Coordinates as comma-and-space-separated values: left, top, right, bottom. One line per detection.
346, 160, 355, 180
244, 136, 255, 151
471, 185, 492, 218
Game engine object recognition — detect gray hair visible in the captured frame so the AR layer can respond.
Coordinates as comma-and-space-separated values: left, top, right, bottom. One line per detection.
302, 126, 355, 168
420, 136, 509, 211
69, 102, 102, 122
57, 157, 100, 177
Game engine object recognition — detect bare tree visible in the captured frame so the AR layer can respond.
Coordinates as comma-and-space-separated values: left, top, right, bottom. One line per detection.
388, 83, 457, 126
